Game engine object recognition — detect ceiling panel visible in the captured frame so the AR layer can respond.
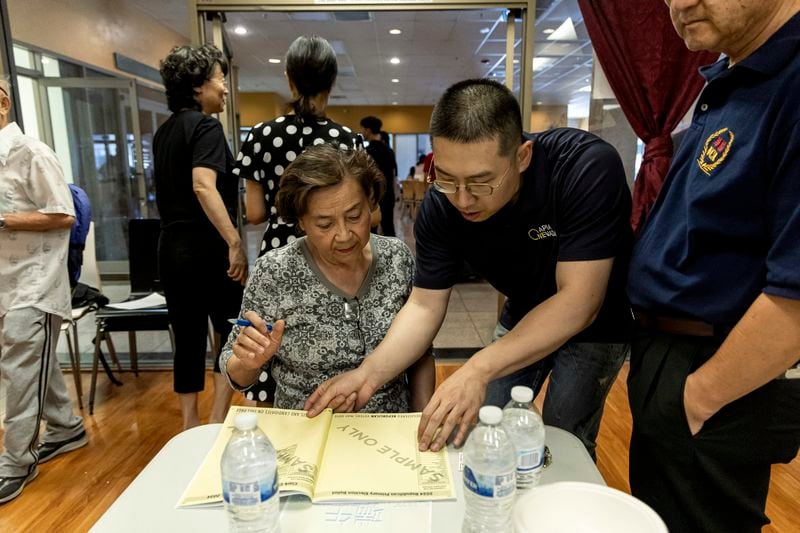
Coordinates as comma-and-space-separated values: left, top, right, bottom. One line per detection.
130, 0, 593, 111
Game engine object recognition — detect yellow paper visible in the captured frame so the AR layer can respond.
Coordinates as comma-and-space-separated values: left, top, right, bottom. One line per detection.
313, 412, 454, 502
177, 407, 454, 507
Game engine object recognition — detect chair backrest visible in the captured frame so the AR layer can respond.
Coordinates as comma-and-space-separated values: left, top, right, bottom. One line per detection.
401, 179, 416, 201
128, 219, 162, 295
412, 180, 428, 201
78, 221, 101, 290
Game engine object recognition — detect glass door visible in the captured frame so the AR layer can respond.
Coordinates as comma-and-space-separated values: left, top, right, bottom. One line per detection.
39, 78, 146, 272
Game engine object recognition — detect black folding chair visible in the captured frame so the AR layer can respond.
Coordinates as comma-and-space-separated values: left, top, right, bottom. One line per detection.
89, 219, 173, 414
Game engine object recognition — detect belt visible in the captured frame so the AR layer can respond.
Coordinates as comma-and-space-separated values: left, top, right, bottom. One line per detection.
633, 310, 730, 338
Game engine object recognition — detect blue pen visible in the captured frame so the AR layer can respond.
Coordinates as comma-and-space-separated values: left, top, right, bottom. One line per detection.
227, 318, 273, 333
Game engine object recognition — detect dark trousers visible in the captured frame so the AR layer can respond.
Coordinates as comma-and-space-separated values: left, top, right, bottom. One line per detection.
159, 227, 244, 394
378, 188, 396, 237
628, 329, 800, 533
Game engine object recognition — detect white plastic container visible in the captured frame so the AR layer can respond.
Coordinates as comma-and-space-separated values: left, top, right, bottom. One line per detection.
513, 481, 668, 533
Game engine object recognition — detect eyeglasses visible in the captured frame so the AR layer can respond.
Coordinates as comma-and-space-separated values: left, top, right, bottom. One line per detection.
427, 156, 515, 197
0, 86, 8, 98
343, 298, 366, 356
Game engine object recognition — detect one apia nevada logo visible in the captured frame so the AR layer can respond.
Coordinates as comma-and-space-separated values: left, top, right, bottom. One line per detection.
528, 223, 557, 241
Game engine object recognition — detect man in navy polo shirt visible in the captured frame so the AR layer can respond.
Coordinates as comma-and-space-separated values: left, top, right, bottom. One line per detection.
628, 1, 800, 531
306, 79, 632, 459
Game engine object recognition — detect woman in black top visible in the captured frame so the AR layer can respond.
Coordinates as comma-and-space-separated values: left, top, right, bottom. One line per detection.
235, 35, 355, 256
153, 44, 246, 430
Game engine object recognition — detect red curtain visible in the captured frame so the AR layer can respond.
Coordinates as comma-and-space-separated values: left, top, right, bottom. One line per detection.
577, 1, 717, 232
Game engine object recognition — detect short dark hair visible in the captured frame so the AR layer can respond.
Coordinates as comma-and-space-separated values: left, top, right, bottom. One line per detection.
276, 144, 385, 224
286, 36, 338, 118
429, 79, 522, 157
159, 44, 227, 113
360, 116, 382, 134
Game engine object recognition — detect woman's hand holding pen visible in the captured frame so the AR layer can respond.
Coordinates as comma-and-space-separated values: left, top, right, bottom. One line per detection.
232, 311, 285, 370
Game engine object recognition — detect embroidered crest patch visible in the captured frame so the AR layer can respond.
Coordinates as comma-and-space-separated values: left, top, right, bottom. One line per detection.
697, 127, 734, 175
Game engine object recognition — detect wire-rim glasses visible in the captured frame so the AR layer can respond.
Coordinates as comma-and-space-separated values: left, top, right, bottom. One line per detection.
343, 298, 366, 356
426, 155, 515, 197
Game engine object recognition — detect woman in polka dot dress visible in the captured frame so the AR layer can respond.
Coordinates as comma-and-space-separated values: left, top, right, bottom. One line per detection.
235, 35, 355, 256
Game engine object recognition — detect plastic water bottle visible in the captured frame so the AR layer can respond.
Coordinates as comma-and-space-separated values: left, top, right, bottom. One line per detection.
502, 385, 546, 489
462, 405, 517, 533
220, 413, 280, 533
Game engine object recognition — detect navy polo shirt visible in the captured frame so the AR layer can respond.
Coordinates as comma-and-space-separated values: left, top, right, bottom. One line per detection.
414, 128, 633, 343
628, 12, 800, 326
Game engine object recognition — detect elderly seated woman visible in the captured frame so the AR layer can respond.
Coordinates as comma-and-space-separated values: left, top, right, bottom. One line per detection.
221, 144, 434, 412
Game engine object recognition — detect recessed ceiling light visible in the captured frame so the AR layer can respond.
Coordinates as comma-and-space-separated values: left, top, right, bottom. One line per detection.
391, 78, 400, 83
234, 26, 247, 35
268, 58, 281, 64
543, 28, 555, 34
532, 57, 554, 71
480, 27, 491, 34
389, 28, 402, 35
392, 101, 398, 105
390, 57, 400, 65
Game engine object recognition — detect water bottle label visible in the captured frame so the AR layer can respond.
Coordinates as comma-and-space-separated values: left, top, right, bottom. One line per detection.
517, 447, 545, 472
463, 465, 515, 498
222, 476, 278, 506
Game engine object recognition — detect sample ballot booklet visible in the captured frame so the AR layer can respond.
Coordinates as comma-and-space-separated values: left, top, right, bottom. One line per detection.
178, 406, 455, 507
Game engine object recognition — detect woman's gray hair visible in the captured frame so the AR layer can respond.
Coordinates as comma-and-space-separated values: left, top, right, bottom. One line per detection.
275, 144, 385, 224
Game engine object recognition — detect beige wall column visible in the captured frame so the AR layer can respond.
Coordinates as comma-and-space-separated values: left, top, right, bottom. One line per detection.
505, 10, 515, 91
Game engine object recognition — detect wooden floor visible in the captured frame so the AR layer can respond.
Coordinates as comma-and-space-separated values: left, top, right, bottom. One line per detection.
1, 363, 798, 531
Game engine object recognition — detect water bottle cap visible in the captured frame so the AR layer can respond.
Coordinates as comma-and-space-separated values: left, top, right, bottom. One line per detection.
511, 386, 534, 403
233, 412, 258, 431
478, 405, 503, 425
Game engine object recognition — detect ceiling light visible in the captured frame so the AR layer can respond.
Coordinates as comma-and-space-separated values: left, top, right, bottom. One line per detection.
391, 78, 400, 83
392, 101, 398, 105
268, 58, 281, 64
548, 18, 577, 41
532, 57, 554, 71
543, 28, 555, 34
513, 59, 519, 64
480, 28, 491, 34
391, 92, 398, 95
390, 57, 400, 65
536, 101, 543, 105
233, 26, 247, 35
576, 85, 592, 93
389, 28, 402, 35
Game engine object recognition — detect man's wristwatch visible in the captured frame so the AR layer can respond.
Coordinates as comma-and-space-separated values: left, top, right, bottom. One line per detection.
0, 216, 6, 230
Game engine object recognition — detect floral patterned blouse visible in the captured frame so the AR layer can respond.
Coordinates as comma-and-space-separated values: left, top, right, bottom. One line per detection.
220, 234, 414, 412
